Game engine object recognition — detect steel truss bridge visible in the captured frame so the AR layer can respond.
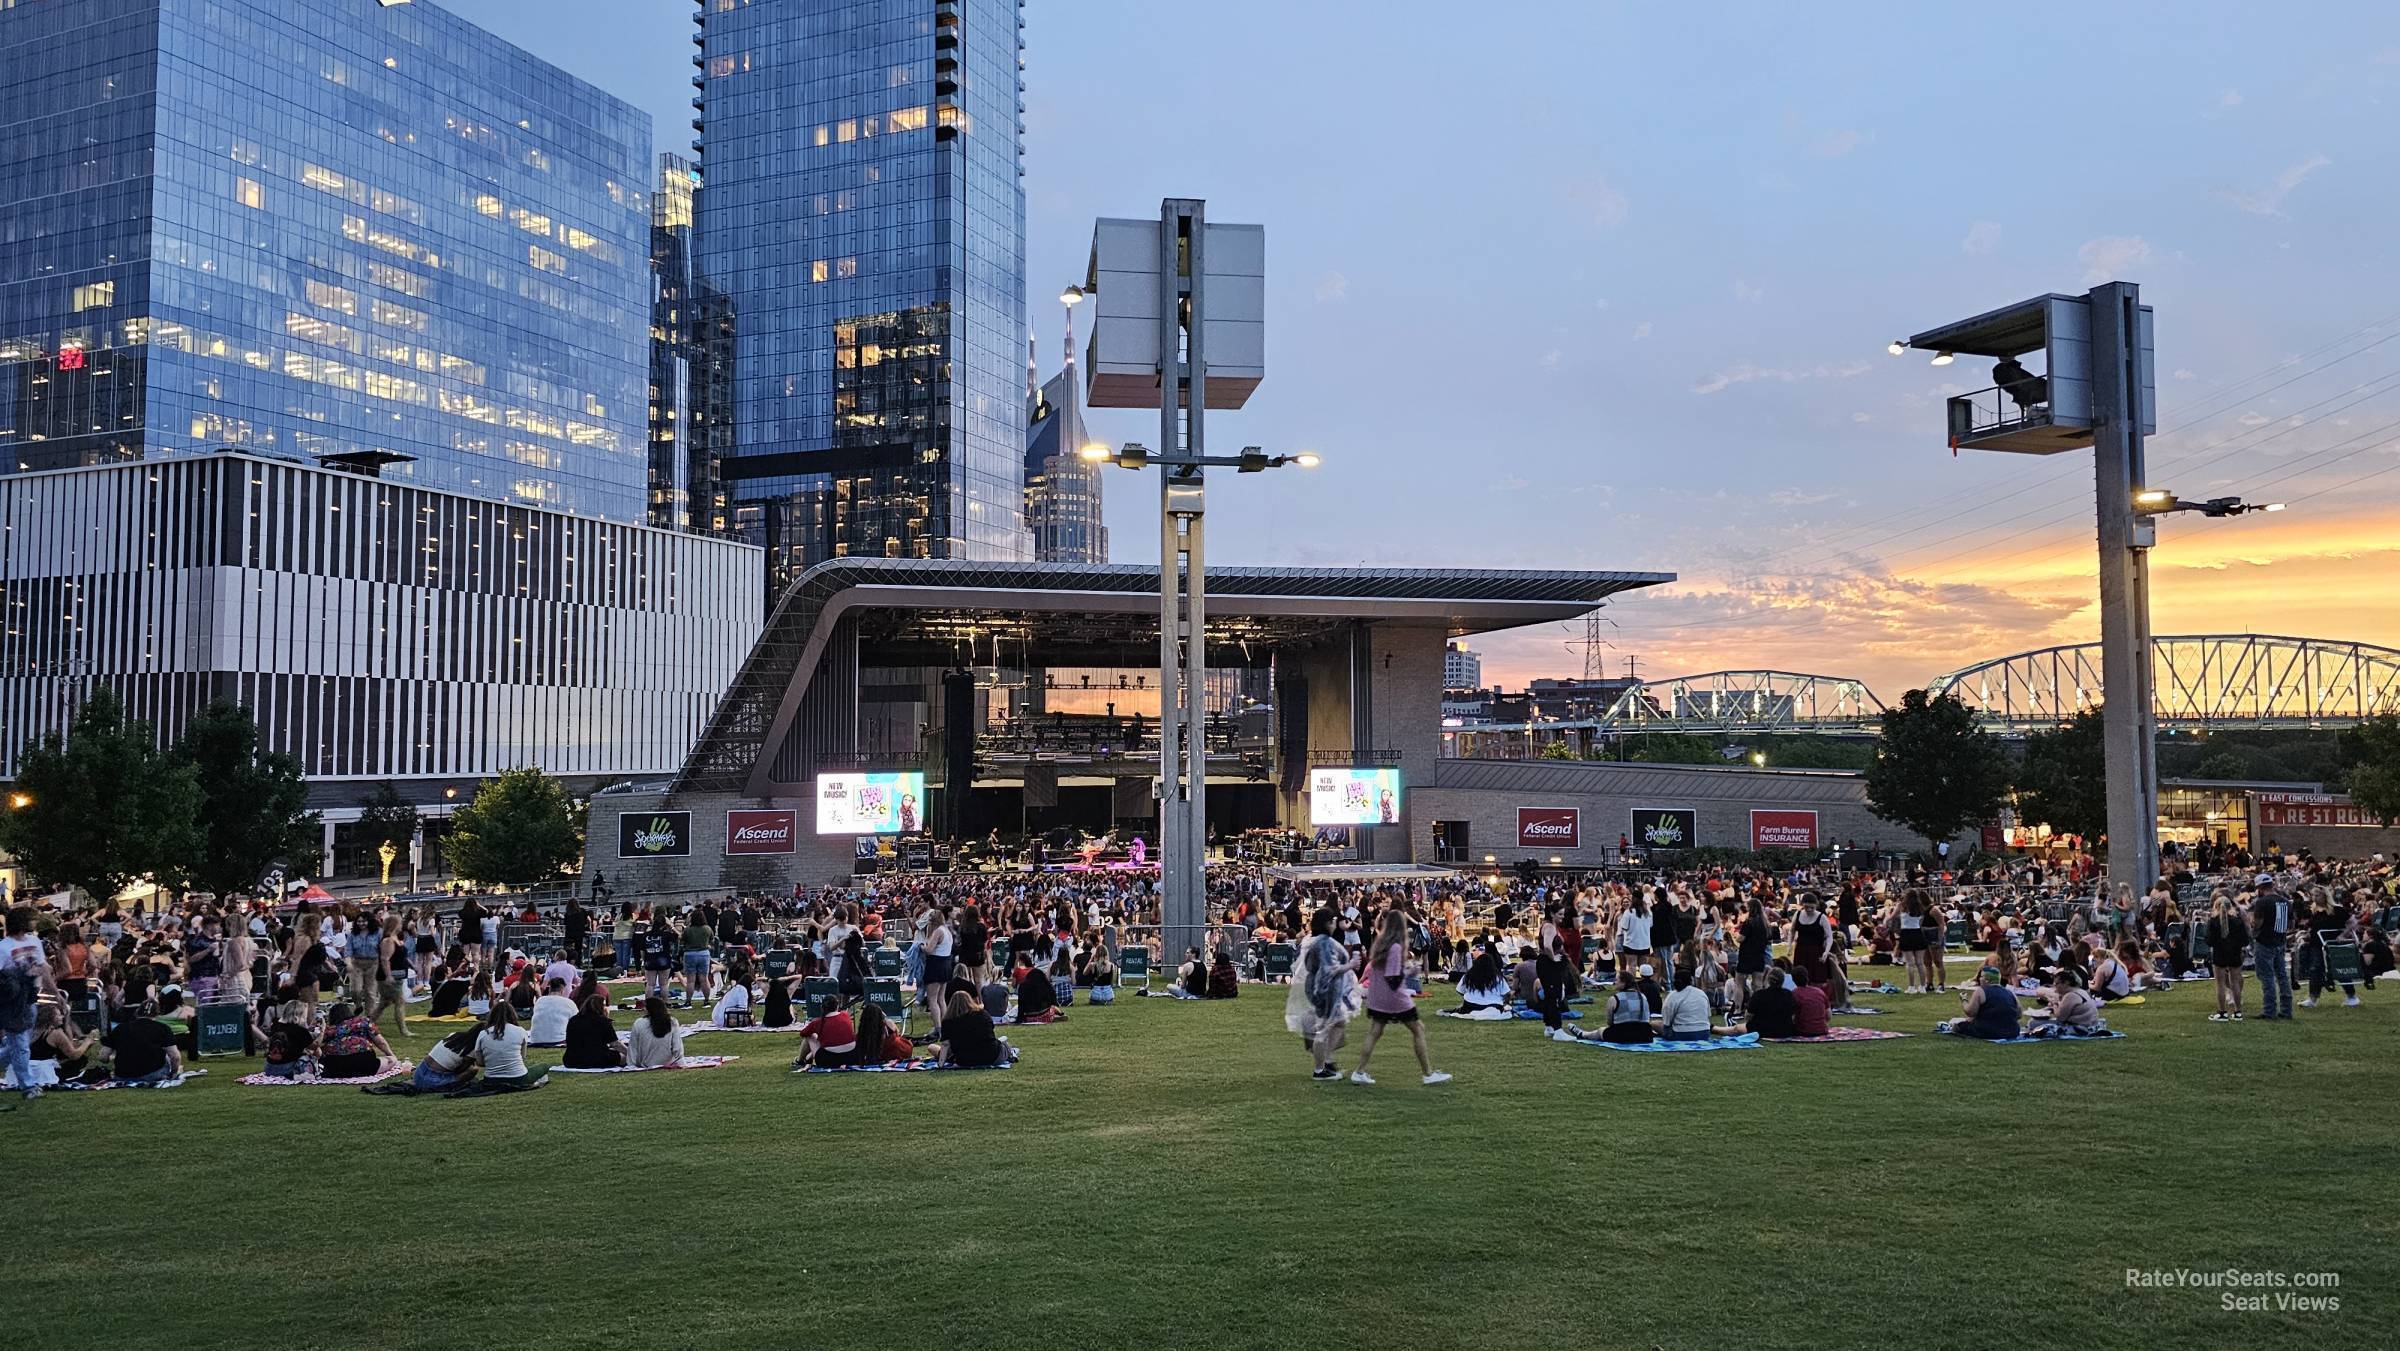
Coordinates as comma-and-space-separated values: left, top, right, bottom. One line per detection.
1587, 636, 2400, 736
1928, 634, 2400, 733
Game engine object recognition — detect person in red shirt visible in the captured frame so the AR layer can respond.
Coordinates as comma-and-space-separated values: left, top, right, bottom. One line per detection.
794, 1006, 856, 1068
1790, 964, 1832, 1038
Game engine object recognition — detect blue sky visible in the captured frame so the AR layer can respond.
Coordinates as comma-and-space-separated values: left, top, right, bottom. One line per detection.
464, 0, 2400, 695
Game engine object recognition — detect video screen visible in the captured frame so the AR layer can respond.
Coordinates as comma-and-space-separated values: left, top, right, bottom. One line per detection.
815, 771, 925, 834
1309, 766, 1402, 826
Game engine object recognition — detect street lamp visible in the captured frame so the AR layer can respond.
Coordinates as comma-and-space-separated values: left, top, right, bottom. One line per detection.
2132, 490, 2284, 519
7, 792, 30, 810
1750, 751, 1767, 768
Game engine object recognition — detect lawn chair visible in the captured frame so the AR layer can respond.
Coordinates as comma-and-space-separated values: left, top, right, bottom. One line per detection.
763, 948, 796, 982
801, 976, 841, 1018
865, 976, 908, 1032
1118, 943, 1151, 993
1943, 918, 1969, 949
869, 946, 906, 981
989, 937, 1012, 972
2326, 942, 2364, 989
1260, 942, 1296, 982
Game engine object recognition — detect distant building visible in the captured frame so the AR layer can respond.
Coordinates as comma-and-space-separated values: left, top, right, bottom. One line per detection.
694, 0, 1032, 582
647, 154, 734, 533
1528, 676, 1644, 720
1444, 642, 1483, 692
1023, 325, 1105, 563
0, 0, 657, 519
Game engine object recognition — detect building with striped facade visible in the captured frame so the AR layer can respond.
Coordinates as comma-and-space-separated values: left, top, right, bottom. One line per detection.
1, 451, 762, 811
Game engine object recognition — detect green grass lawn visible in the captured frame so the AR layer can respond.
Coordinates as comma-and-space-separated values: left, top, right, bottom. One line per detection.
12, 978, 2395, 1350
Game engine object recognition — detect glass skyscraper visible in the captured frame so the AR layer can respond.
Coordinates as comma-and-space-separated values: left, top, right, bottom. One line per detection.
695, 0, 1030, 581
649, 152, 733, 532
0, 0, 655, 520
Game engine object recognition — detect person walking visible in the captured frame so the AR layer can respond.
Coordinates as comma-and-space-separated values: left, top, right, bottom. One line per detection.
1349, 910, 1449, 1086
1285, 909, 1360, 1081
2248, 880, 2293, 1021
2202, 892, 2248, 1022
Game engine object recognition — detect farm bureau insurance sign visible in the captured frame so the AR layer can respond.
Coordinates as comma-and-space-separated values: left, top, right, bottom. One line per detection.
1633, 807, 1697, 849
1750, 809, 1819, 850
1516, 807, 1580, 849
726, 809, 798, 855
618, 810, 691, 858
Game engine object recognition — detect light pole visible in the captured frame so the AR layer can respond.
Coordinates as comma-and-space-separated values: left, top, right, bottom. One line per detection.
1077, 440, 1317, 962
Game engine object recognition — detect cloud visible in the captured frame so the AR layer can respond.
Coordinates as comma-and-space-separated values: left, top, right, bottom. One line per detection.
1851, 411, 1874, 424
1538, 348, 1563, 370
1809, 129, 1866, 157
1631, 321, 1652, 340
1593, 297, 1610, 310
1960, 220, 2002, 255
1690, 359, 1873, 395
1313, 271, 1348, 302
2078, 234, 2154, 284
2220, 89, 2244, 109
1770, 488, 1838, 506
1492, 475, 1530, 492
2174, 368, 2198, 381
2236, 411, 2270, 427
2217, 153, 2332, 217
1574, 176, 1629, 228
1732, 279, 1765, 303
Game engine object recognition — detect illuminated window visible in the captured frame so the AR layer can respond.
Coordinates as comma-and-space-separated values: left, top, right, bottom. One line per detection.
814, 125, 830, 147
474, 194, 504, 217
836, 120, 857, 142
235, 177, 264, 209
305, 280, 358, 315
888, 105, 928, 132
528, 245, 567, 274
836, 256, 857, 279
810, 260, 829, 283
301, 164, 346, 192
71, 281, 115, 311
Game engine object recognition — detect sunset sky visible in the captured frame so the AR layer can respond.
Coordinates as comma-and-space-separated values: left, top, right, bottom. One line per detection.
472, 0, 2400, 701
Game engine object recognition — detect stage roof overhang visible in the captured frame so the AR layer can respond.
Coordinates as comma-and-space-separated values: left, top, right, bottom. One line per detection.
675, 559, 1673, 796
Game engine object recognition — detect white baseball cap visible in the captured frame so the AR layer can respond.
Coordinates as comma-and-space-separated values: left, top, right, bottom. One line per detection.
1638, 963, 1655, 977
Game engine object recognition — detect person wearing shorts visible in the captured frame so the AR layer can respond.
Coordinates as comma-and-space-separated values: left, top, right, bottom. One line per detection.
680, 912, 715, 1006
1347, 910, 1449, 1086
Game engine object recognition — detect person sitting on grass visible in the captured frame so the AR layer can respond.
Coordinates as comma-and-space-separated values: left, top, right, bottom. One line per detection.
627, 996, 685, 1070
795, 1002, 858, 1068
29, 1000, 97, 1086
1657, 968, 1714, 1041
454, 1003, 547, 1095
1945, 967, 2021, 1040
563, 993, 625, 1069
318, 1002, 392, 1078
100, 999, 183, 1086
412, 1027, 482, 1092
710, 967, 754, 1028
762, 965, 801, 1028
936, 989, 1011, 1068
1014, 952, 1062, 1024
256, 1006, 317, 1080
1168, 947, 1207, 999
2029, 970, 2103, 1037
426, 963, 471, 1019
1594, 967, 1655, 1045
848, 1002, 913, 1066
1049, 946, 1076, 1008
2089, 943, 2137, 1002
1789, 965, 1832, 1039
529, 977, 576, 1047
1206, 944, 1242, 1000
466, 968, 496, 1017
981, 967, 1014, 1018
1451, 946, 1510, 1015
505, 962, 539, 1018
1738, 964, 1799, 1039
1076, 947, 1117, 1005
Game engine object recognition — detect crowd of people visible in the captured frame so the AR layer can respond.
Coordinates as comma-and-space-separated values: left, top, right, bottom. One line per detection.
2, 844, 2392, 1102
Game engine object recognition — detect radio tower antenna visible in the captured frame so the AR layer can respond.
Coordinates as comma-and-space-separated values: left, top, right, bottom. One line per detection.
1562, 611, 1617, 680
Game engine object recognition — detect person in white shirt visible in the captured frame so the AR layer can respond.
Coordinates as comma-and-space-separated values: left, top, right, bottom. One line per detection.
711, 978, 752, 1028
627, 995, 685, 1069
541, 949, 580, 993
1657, 970, 1714, 1040
1615, 897, 1654, 979
528, 978, 577, 1045
468, 1004, 544, 1090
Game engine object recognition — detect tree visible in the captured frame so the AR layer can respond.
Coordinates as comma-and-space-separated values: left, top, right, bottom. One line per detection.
1538, 739, 1578, 760
2015, 707, 2108, 842
1622, 732, 1724, 766
444, 767, 583, 886
356, 781, 421, 854
178, 700, 320, 900
0, 687, 203, 902
1864, 688, 2012, 850
2340, 714, 2400, 826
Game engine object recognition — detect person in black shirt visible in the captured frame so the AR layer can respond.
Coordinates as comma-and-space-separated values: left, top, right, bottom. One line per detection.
936, 990, 1009, 1068
562, 993, 624, 1069
1739, 972, 1799, 1039
2248, 885, 2293, 1020
104, 1012, 181, 1084
1015, 959, 1060, 1023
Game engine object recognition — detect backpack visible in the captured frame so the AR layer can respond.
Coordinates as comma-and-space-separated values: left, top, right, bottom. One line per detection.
0, 963, 36, 1033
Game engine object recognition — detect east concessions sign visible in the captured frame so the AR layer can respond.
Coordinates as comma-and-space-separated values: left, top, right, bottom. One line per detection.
2253, 792, 2385, 830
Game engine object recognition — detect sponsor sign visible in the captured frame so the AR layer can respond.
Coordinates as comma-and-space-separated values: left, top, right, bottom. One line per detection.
2253, 792, 2385, 830
617, 810, 691, 858
1516, 807, 1581, 849
1750, 809, 1819, 851
725, 808, 798, 855
1632, 807, 1697, 850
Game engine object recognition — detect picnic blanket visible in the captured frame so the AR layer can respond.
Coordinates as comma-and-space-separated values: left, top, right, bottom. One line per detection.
1935, 1024, 2125, 1043
795, 1060, 1012, 1074
1848, 980, 1902, 994
1831, 1006, 1889, 1016
1511, 1007, 1582, 1021
51, 1069, 210, 1092
673, 1021, 806, 1035
238, 1059, 412, 1087
1435, 1007, 1513, 1021
552, 1055, 736, 1074
1764, 1027, 1910, 1044
1559, 1032, 1760, 1053
416, 1014, 481, 1024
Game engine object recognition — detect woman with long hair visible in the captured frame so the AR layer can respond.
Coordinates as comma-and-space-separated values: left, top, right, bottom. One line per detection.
466, 1002, 545, 1091
1286, 908, 1361, 1080
372, 915, 410, 1036
285, 913, 328, 1026
2202, 892, 2250, 1022
627, 994, 684, 1069
1347, 910, 1448, 1086
1533, 905, 1571, 1031
1449, 943, 1509, 1015
1897, 890, 1932, 994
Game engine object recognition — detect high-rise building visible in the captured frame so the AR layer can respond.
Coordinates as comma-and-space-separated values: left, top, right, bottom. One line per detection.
0, 0, 658, 519
694, 0, 1031, 586
648, 153, 734, 532
1023, 320, 1105, 562
1444, 641, 1483, 692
